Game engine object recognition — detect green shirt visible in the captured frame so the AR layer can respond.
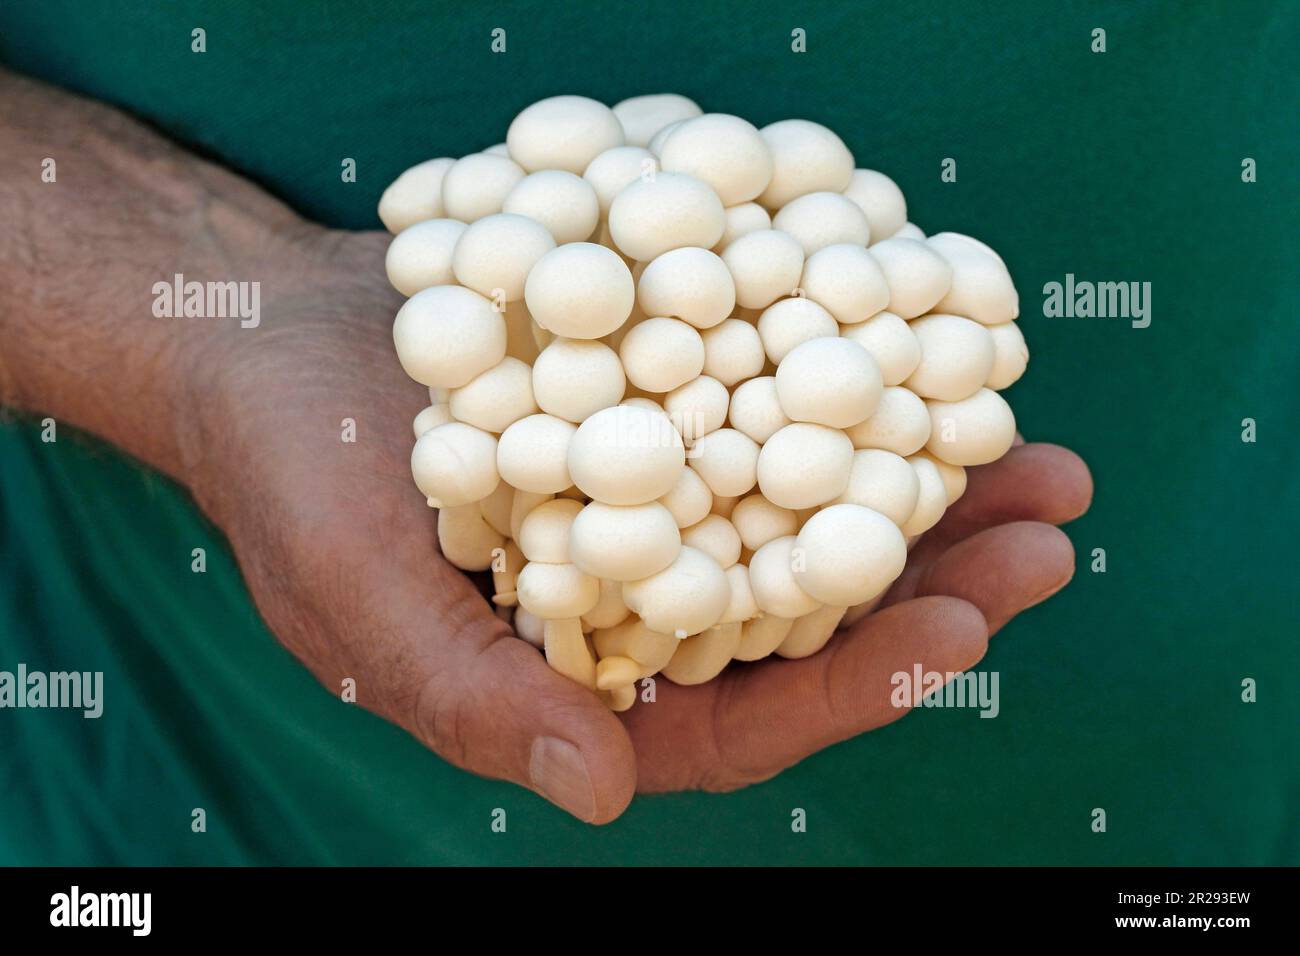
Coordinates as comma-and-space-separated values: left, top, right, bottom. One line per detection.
1, 0, 1297, 864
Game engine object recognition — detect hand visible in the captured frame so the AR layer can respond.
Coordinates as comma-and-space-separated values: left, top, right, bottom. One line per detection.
195, 227, 1092, 824
0, 71, 1092, 824
623, 439, 1092, 793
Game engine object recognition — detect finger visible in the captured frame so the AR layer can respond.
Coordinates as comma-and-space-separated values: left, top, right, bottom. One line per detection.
652, 597, 988, 787
934, 442, 1093, 543
914, 521, 1076, 634
886, 443, 1091, 605
360, 538, 638, 825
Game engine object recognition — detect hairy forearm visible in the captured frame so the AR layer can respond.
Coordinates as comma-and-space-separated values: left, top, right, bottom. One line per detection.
0, 67, 329, 484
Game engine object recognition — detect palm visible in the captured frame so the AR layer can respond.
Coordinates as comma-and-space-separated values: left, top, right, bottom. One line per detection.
215, 232, 1092, 822
620, 440, 1091, 793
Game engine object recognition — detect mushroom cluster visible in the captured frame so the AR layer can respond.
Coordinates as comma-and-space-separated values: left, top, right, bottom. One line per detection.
381, 94, 1027, 711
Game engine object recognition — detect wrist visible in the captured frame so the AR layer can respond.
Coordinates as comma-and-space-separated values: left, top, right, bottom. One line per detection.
0, 68, 337, 492
183, 226, 404, 528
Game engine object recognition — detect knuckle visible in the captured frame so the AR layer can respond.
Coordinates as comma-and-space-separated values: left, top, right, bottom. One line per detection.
698, 677, 761, 792
411, 614, 513, 771
413, 670, 472, 769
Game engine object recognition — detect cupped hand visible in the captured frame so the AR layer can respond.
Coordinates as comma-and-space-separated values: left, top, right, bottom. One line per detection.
195, 228, 1093, 824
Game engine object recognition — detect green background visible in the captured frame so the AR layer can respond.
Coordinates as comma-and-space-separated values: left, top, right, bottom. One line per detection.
1, 0, 1296, 865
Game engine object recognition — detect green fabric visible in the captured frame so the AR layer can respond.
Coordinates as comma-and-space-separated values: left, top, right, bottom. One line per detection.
1, 0, 1297, 865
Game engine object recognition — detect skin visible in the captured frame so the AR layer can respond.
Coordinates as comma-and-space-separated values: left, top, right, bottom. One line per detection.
0, 69, 1093, 824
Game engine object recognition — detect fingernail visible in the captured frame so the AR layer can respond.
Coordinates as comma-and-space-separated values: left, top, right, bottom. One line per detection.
529, 736, 596, 822
1027, 576, 1072, 608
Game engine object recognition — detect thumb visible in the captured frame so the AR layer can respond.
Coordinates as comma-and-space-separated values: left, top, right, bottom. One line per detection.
379, 557, 638, 824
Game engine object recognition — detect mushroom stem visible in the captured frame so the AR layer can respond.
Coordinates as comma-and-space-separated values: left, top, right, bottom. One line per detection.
544, 618, 597, 690
595, 655, 641, 691
491, 542, 524, 606
592, 618, 678, 678
776, 605, 848, 659
662, 621, 743, 685
734, 613, 795, 662
603, 683, 637, 712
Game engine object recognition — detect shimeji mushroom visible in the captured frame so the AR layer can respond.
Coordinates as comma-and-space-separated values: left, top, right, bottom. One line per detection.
772, 191, 871, 255
793, 504, 907, 608
490, 541, 526, 608
868, 237, 953, 319
734, 613, 795, 662
592, 616, 679, 679
440, 152, 526, 222
378, 157, 454, 233
618, 317, 705, 393
799, 242, 890, 325
658, 113, 772, 206
662, 563, 757, 684
612, 93, 702, 149
730, 493, 798, 552
568, 501, 681, 582
839, 312, 921, 386
776, 604, 851, 659
699, 318, 766, 387
713, 202, 772, 251
756, 423, 854, 510
842, 169, 908, 244
722, 229, 805, 312
531, 338, 626, 423
379, 92, 1032, 709
832, 449, 921, 528
503, 171, 600, 244
904, 314, 996, 402
567, 404, 685, 506
924, 388, 1017, 466
775, 336, 883, 429
393, 285, 505, 388
525, 242, 635, 340
756, 119, 854, 210
636, 246, 736, 330
607, 172, 725, 261
450, 213, 554, 301
516, 560, 601, 690
385, 218, 466, 297
843, 385, 931, 456
622, 546, 730, 640
756, 296, 838, 364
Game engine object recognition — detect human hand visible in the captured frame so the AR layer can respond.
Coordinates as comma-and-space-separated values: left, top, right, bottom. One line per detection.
0, 69, 1092, 824
193, 227, 1092, 823
622, 439, 1092, 793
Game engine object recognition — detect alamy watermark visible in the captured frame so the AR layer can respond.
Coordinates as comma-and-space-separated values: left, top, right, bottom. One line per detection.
1042, 274, 1150, 328
587, 403, 706, 456
891, 664, 1000, 718
152, 272, 260, 328
0, 664, 103, 718
50, 886, 151, 936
